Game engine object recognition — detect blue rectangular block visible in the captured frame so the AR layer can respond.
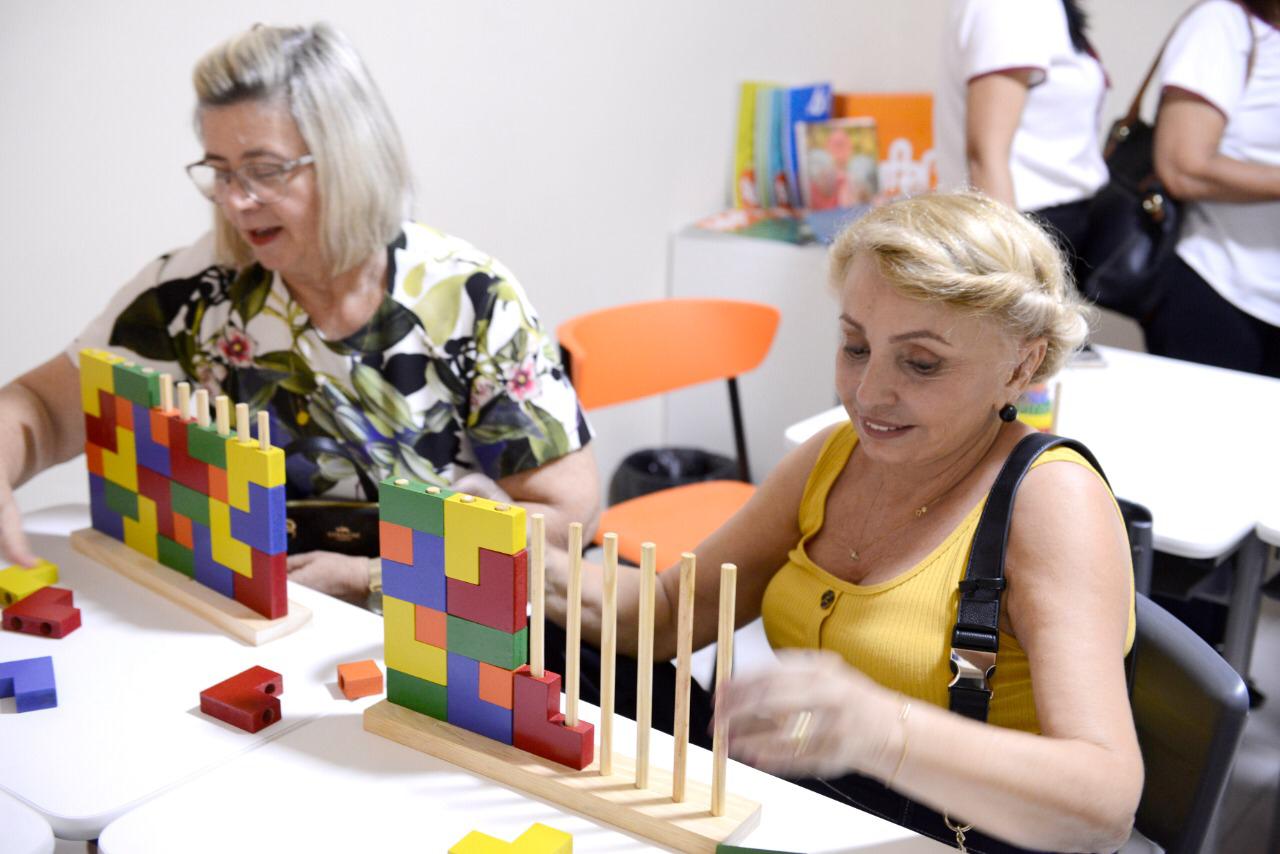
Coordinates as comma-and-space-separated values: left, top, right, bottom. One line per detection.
88, 473, 125, 541
192, 521, 235, 598
382, 530, 445, 609
446, 651, 512, 744
0, 655, 57, 712
230, 482, 286, 554
132, 403, 171, 477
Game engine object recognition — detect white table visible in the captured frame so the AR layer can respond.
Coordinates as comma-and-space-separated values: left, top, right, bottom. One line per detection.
1, 506, 386, 839
783, 346, 1280, 674
97, 702, 946, 854
0, 788, 55, 854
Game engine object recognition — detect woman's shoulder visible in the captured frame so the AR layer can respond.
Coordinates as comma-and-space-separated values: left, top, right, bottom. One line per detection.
1174, 0, 1255, 41
396, 222, 518, 280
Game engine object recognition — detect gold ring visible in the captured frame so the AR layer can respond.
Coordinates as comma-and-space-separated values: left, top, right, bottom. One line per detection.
782, 710, 814, 756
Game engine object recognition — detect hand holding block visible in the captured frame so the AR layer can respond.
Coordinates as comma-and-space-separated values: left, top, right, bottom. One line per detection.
199, 665, 282, 733
337, 660, 384, 700
3, 586, 81, 638
0, 558, 59, 606
0, 655, 58, 712
450, 822, 572, 853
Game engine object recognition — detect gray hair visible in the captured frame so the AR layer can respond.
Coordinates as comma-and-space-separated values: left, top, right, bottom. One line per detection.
193, 23, 411, 276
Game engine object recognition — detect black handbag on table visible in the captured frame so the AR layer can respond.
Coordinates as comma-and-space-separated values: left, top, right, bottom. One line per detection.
283, 436, 381, 558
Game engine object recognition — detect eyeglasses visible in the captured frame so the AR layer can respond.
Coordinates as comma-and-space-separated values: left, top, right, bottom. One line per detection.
185, 154, 315, 204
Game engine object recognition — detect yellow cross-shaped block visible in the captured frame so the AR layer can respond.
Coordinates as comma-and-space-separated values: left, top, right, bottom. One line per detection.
449, 823, 572, 853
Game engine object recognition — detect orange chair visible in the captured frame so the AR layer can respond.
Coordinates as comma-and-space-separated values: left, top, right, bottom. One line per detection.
558, 298, 780, 569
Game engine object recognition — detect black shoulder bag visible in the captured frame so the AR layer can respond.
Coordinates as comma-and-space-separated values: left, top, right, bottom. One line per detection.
283, 436, 382, 558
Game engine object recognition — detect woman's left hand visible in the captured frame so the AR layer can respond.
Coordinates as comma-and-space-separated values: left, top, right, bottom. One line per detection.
286, 551, 371, 602
716, 649, 901, 780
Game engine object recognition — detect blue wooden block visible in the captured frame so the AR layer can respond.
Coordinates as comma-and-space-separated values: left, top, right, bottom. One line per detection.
446, 651, 512, 744
230, 482, 286, 555
382, 530, 445, 609
88, 473, 124, 541
132, 403, 171, 477
192, 521, 235, 598
0, 655, 57, 712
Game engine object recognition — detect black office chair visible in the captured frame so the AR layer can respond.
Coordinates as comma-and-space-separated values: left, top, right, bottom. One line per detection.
1130, 593, 1250, 854
1119, 498, 1154, 598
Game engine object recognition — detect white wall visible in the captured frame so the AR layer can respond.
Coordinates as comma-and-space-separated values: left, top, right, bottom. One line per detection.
1, 0, 1185, 513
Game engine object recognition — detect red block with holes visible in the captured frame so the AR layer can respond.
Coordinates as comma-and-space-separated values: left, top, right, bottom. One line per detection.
2, 586, 81, 638
199, 665, 282, 733
445, 548, 528, 633
512, 665, 593, 769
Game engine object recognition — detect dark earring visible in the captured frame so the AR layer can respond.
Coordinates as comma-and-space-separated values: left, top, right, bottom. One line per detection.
998, 403, 1018, 422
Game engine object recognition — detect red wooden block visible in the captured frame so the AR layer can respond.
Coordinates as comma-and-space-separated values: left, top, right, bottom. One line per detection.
379, 521, 414, 565
512, 665, 594, 769
415, 604, 447, 647
136, 465, 175, 540
233, 549, 287, 620
173, 512, 194, 550
2, 586, 81, 638
114, 395, 134, 431
336, 659, 383, 700
166, 413, 208, 494
149, 409, 170, 447
199, 665, 283, 733
445, 548, 528, 634
86, 442, 105, 477
84, 389, 118, 452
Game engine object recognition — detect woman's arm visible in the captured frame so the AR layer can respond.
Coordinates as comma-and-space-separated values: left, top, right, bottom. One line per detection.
965, 69, 1036, 207
1154, 87, 1280, 203
721, 459, 1141, 853
0, 354, 87, 564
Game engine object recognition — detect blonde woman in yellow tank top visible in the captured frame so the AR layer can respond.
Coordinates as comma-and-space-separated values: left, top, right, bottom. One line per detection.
542, 192, 1141, 853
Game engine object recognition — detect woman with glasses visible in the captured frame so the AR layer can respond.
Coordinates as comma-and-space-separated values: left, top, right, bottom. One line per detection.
0, 23, 599, 603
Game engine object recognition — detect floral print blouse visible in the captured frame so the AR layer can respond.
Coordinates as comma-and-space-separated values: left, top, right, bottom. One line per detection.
70, 223, 592, 499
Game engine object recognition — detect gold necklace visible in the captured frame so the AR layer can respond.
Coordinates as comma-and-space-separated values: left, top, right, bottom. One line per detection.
847, 470, 970, 562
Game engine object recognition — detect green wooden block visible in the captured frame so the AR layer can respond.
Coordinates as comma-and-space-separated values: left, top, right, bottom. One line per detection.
447, 615, 528, 671
170, 481, 210, 527
387, 667, 447, 720
186, 422, 228, 468
378, 476, 453, 535
111, 362, 160, 408
156, 535, 195, 577
103, 480, 139, 520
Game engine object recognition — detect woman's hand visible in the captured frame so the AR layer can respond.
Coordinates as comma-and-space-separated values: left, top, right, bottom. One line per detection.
716, 649, 902, 780
0, 476, 38, 567
286, 551, 371, 602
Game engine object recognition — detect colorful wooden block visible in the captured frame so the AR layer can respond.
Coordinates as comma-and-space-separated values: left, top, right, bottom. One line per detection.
450, 823, 572, 854
102, 477, 139, 521
337, 659, 383, 700
446, 547, 528, 633
443, 494, 526, 584
111, 361, 160, 408
209, 498, 252, 577
226, 437, 285, 511
166, 413, 209, 494
0, 558, 58, 606
379, 520, 414, 565
381, 530, 445, 609
101, 425, 138, 492
384, 595, 448, 684
477, 661, 514, 710
512, 666, 594, 770
3, 586, 81, 638
447, 651, 513, 744
0, 655, 57, 712
230, 482, 286, 555
170, 481, 210, 527
186, 421, 228, 468
207, 464, 228, 504
79, 349, 123, 417
379, 477, 453, 535
149, 407, 170, 447
234, 549, 287, 619
173, 512, 194, 549
199, 665, 282, 733
85, 441, 105, 477
84, 389, 118, 452
122, 495, 159, 561
114, 394, 134, 431
192, 521, 235, 598
447, 615, 527, 671
136, 464, 175, 540
415, 604, 448, 647
157, 534, 195, 577
387, 667, 447, 719
133, 402, 171, 476
88, 473, 125, 541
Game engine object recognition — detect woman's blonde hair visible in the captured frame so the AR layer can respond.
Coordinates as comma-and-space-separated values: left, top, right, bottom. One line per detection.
829, 191, 1093, 382
193, 23, 411, 277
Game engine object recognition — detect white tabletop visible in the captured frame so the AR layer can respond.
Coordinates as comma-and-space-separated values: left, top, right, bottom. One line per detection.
98, 703, 946, 854
0, 788, 55, 854
785, 346, 1280, 561
1, 507, 386, 840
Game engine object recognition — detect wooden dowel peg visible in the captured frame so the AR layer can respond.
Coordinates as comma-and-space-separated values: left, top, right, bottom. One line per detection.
176, 382, 191, 420
712, 562, 737, 817
530, 514, 545, 679
600, 532, 618, 776
257, 411, 271, 450
195, 389, 210, 428
216, 396, 231, 436
235, 403, 250, 443
672, 552, 696, 802
159, 374, 174, 413
635, 542, 656, 789
565, 522, 584, 728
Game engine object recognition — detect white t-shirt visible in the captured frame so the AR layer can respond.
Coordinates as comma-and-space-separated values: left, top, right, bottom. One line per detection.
935, 0, 1109, 212
1160, 1, 1280, 326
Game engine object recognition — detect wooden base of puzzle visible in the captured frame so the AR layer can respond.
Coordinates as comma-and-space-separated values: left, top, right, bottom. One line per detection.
364, 699, 761, 852
69, 528, 311, 645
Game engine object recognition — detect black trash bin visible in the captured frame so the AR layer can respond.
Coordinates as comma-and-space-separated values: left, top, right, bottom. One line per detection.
607, 447, 739, 506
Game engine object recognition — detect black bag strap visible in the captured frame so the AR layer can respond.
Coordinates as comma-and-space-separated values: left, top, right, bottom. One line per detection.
948, 433, 1108, 722
283, 435, 380, 501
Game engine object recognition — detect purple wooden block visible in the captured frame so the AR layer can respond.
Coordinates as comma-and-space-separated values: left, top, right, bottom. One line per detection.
132, 403, 172, 477
0, 655, 57, 712
446, 652, 512, 744
88, 473, 124, 541
381, 530, 445, 609
230, 482, 286, 555
192, 522, 235, 598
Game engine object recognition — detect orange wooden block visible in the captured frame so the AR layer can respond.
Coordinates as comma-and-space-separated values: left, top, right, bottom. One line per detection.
477, 661, 514, 709
380, 520, 414, 565
415, 604, 447, 647
149, 409, 170, 447
337, 659, 383, 700
86, 443, 105, 477
114, 395, 134, 431
208, 465, 228, 504
173, 513, 194, 550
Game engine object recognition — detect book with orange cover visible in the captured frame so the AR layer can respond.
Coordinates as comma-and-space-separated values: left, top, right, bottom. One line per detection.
832, 92, 936, 199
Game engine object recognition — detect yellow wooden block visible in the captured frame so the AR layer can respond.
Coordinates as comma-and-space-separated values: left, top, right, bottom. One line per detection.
209, 498, 252, 577
443, 494, 526, 584
449, 823, 572, 854
102, 426, 138, 493
384, 594, 447, 684
124, 495, 159, 560
0, 558, 59, 606
79, 348, 123, 418
226, 438, 285, 511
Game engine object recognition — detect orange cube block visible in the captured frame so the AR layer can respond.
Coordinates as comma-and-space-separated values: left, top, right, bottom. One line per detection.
336, 660, 383, 701
379, 520, 414, 564
478, 661, 514, 709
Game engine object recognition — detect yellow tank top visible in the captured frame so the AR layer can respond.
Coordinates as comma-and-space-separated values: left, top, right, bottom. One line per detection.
761, 423, 1136, 734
